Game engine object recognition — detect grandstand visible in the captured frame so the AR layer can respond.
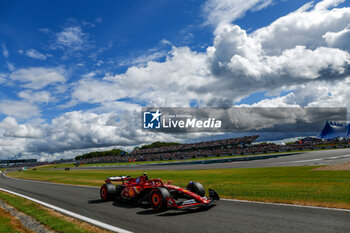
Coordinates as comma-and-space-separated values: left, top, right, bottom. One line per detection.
75, 133, 350, 165
128, 135, 259, 160
0, 159, 37, 164
76, 135, 261, 164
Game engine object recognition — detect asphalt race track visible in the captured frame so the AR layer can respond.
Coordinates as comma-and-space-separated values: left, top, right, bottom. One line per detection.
73, 148, 350, 170
1, 149, 350, 232
0, 175, 349, 233
0, 174, 349, 233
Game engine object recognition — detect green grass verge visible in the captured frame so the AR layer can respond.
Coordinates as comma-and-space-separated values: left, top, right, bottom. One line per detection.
9, 166, 350, 209
0, 219, 16, 233
0, 210, 24, 233
0, 191, 102, 233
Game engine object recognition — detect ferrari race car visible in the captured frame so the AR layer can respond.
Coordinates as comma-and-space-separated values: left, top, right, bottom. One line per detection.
100, 173, 219, 211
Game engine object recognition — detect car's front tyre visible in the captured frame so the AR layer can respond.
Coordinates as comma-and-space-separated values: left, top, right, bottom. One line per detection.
186, 181, 205, 197
150, 187, 170, 211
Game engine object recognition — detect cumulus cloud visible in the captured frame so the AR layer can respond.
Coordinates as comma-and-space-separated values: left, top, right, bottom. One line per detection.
208, 24, 349, 82
323, 25, 350, 50
0, 117, 44, 138
72, 47, 212, 106
2, 0, 350, 160
251, 78, 350, 109
25, 110, 177, 154
25, 49, 47, 60
251, 0, 350, 54
9, 67, 66, 90
203, 1, 350, 104
0, 100, 40, 119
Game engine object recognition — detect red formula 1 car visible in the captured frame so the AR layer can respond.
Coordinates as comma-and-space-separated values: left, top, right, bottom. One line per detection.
100, 173, 219, 211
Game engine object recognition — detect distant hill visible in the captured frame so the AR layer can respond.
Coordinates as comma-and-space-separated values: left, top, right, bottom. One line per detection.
75, 148, 127, 160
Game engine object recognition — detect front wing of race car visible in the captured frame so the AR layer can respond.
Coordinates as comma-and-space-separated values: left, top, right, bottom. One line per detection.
166, 188, 220, 210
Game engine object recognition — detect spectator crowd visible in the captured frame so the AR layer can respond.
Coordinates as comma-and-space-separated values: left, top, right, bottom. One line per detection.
75, 136, 350, 165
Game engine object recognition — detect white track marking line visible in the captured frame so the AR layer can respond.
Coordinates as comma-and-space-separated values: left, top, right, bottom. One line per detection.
0, 187, 133, 233
221, 198, 350, 212
3, 173, 99, 189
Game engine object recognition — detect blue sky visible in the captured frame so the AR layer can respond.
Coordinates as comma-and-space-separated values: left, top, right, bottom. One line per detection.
1, 0, 350, 160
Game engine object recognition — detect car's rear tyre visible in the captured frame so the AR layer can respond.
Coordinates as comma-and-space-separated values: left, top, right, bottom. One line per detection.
187, 181, 205, 197
100, 183, 116, 201
150, 187, 170, 211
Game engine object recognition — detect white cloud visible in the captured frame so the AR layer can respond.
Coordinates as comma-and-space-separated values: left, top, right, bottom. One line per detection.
9, 67, 66, 90
248, 79, 350, 121
0, 100, 40, 119
314, 0, 345, 11
252, 0, 350, 54
203, 1, 350, 104
26, 111, 149, 153
205, 24, 350, 104
0, 137, 28, 158
203, 0, 274, 33
2, 44, 9, 58
25, 49, 47, 60
251, 0, 274, 12
18, 90, 52, 104
0, 117, 44, 138
115, 40, 171, 67
323, 25, 350, 50
82, 72, 96, 78
6, 62, 15, 71
52, 26, 90, 51
72, 47, 212, 106
118, 51, 169, 67
0, 109, 198, 160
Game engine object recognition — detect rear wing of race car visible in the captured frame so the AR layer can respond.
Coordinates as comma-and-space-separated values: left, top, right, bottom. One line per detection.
105, 175, 131, 184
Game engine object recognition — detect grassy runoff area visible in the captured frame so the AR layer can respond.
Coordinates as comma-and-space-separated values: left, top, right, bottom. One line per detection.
9, 166, 350, 209
0, 191, 110, 233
